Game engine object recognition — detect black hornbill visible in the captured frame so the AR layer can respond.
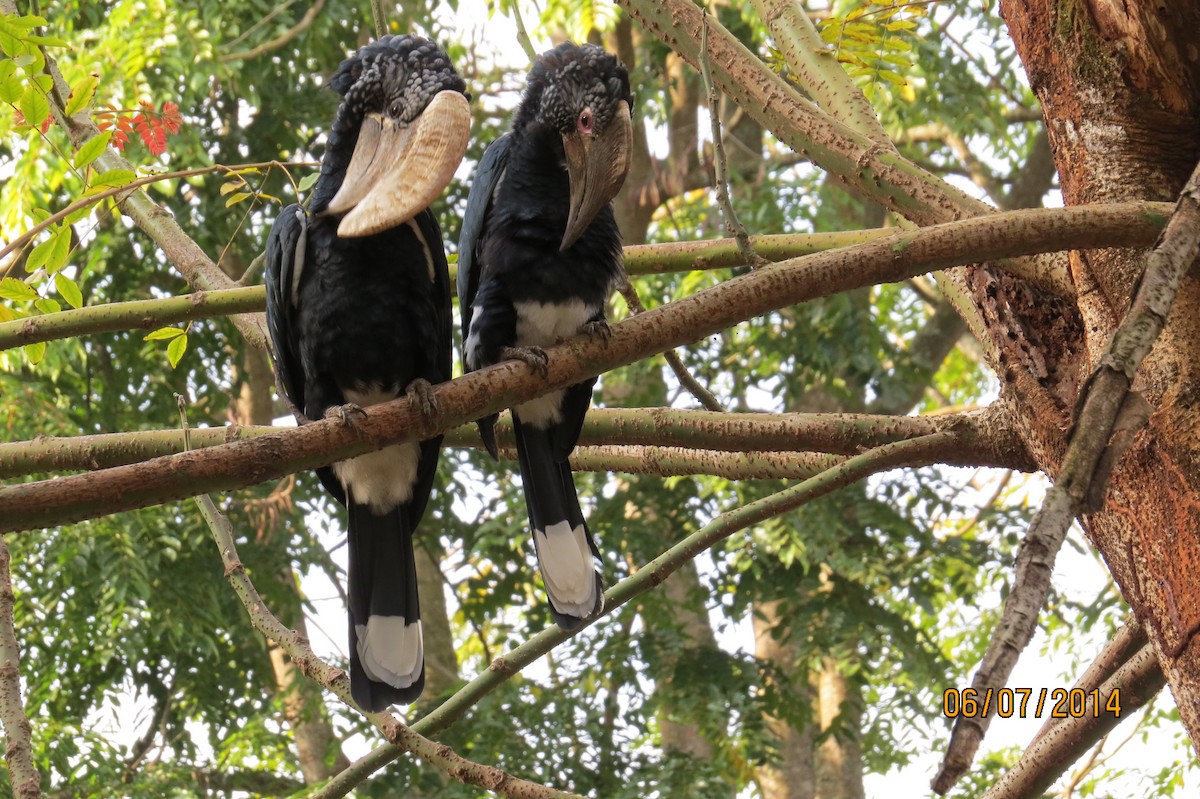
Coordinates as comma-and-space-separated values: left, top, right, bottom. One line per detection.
458, 42, 632, 629
264, 35, 469, 711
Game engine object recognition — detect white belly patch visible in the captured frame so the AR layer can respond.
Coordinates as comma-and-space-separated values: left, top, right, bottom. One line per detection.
333, 384, 421, 513
513, 299, 597, 348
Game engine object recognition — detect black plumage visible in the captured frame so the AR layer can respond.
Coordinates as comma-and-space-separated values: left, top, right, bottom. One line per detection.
458, 42, 632, 629
264, 35, 469, 710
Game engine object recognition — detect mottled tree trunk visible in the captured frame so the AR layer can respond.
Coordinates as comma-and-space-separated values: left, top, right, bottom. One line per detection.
999, 0, 1200, 744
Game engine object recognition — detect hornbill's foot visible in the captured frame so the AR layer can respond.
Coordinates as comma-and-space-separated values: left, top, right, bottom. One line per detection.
501, 345, 550, 378
324, 402, 367, 429
405, 378, 438, 419
581, 319, 612, 343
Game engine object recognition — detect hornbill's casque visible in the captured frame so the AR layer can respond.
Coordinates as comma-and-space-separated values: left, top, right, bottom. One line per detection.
264, 35, 469, 711
458, 42, 633, 629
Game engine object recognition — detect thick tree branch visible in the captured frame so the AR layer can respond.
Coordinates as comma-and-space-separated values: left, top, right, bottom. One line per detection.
751, 0, 891, 145
0, 537, 39, 799
933, 161, 1200, 792
309, 433, 958, 799
0, 408, 1024, 480
0, 202, 1170, 532
195, 495, 586, 799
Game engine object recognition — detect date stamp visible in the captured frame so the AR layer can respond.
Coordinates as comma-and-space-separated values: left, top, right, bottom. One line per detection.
942, 687, 1121, 719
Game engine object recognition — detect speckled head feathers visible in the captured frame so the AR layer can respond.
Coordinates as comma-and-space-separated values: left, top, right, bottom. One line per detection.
328, 35, 467, 127
515, 42, 632, 137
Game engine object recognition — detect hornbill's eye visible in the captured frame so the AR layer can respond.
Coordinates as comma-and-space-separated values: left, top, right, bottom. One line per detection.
577, 108, 593, 134
388, 101, 403, 119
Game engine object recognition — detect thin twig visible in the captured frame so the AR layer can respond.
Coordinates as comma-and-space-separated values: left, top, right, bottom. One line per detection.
699, 13, 767, 268
617, 278, 726, 411
0, 161, 317, 267
309, 433, 957, 798
219, 0, 327, 63
934, 159, 1200, 793
195, 496, 587, 799
0, 536, 40, 799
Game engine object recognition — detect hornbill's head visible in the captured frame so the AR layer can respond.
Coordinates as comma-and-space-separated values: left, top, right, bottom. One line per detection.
320, 34, 470, 238
518, 42, 633, 251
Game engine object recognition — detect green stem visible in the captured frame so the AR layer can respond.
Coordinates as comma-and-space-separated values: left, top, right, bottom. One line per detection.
0, 286, 264, 351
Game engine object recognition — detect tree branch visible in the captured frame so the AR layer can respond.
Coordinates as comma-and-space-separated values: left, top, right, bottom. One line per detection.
0, 407, 1025, 480
0, 537, 40, 799
0, 287, 263, 351
3, 233, 893, 352
309, 433, 959, 799
979, 641, 1165, 799
195, 495, 587, 799
933, 160, 1200, 793
218, 0, 327, 63
0, 202, 1170, 532
751, 0, 891, 145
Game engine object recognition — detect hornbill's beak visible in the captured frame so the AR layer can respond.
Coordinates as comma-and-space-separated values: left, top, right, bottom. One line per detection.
560, 100, 632, 251
326, 90, 471, 238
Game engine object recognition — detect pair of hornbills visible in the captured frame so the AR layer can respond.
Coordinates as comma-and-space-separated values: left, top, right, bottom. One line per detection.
264, 35, 633, 711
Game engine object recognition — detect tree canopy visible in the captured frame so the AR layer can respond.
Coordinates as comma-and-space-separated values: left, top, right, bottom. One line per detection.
1, 1, 1198, 798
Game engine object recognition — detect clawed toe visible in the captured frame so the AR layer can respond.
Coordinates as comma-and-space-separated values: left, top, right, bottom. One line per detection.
581, 319, 611, 343
406, 378, 438, 419
501, 345, 550, 377
324, 402, 368, 428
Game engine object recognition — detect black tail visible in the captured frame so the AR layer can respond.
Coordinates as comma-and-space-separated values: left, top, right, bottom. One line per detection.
512, 416, 604, 630
346, 501, 424, 711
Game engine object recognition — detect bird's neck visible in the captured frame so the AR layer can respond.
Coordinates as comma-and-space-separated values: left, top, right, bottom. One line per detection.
506, 122, 570, 206
309, 105, 365, 215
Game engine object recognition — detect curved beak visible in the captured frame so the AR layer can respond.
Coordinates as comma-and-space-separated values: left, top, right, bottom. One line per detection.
325, 90, 471, 238
560, 100, 632, 251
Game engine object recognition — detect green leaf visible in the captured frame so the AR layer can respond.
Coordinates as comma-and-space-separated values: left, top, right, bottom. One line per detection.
219, 180, 244, 196
0, 277, 39, 302
166, 333, 188, 367
22, 33, 71, 48
224, 192, 252, 207
34, 297, 60, 314
90, 169, 137, 190
296, 172, 319, 193
23, 341, 46, 365
0, 59, 20, 103
73, 130, 112, 170
55, 273, 83, 309
65, 74, 101, 117
144, 326, 184, 341
18, 84, 49, 129
44, 225, 71, 274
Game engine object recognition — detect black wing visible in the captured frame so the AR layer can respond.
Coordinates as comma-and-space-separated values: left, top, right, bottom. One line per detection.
457, 132, 512, 348
264, 204, 309, 419
405, 207, 454, 530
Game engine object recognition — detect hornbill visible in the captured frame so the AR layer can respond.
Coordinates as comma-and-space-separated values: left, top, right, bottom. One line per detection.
458, 42, 632, 629
263, 35, 469, 711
